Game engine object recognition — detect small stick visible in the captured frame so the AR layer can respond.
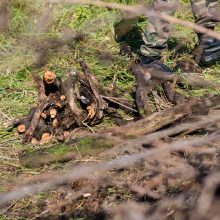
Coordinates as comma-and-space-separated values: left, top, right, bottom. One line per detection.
101, 95, 138, 113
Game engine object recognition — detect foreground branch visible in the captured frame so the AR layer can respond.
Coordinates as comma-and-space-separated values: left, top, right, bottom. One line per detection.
48, 0, 220, 40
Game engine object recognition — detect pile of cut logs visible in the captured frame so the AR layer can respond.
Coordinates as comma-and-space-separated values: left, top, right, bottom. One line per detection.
12, 62, 137, 144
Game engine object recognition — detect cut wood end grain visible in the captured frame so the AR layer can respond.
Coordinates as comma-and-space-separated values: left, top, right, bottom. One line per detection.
50, 108, 57, 118
43, 71, 56, 84
17, 124, 26, 133
60, 95, 66, 101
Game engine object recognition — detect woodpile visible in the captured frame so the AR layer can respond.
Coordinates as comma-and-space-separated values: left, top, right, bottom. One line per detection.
12, 61, 137, 144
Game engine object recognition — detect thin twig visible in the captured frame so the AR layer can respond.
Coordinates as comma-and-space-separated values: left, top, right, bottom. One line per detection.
101, 95, 138, 113
48, 0, 220, 40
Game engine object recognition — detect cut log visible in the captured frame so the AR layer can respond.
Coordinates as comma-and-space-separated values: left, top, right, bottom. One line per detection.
43, 71, 63, 96
43, 71, 56, 85
49, 108, 57, 119
52, 118, 59, 128
12, 107, 36, 128
60, 95, 66, 101
17, 124, 26, 133
80, 61, 106, 124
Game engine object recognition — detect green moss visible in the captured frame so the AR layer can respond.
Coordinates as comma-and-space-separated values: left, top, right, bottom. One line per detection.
48, 144, 72, 156
75, 137, 114, 154
25, 146, 38, 153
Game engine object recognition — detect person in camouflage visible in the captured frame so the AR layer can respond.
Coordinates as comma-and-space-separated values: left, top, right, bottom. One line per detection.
140, 0, 220, 73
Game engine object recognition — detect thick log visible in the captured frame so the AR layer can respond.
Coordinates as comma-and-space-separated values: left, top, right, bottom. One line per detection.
110, 106, 185, 137
110, 96, 220, 137
19, 136, 119, 168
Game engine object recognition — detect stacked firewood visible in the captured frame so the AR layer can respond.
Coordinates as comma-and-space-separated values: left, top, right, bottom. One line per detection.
12, 61, 135, 144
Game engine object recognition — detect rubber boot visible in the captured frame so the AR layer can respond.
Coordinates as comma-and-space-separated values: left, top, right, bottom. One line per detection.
194, 34, 220, 65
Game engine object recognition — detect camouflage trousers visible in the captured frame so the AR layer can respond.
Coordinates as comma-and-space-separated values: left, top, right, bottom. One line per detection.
141, 0, 220, 57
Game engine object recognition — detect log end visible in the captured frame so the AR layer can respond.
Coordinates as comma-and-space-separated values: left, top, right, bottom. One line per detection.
43, 71, 56, 85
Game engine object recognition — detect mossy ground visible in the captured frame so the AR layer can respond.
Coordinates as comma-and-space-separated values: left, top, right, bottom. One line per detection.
1, 0, 220, 219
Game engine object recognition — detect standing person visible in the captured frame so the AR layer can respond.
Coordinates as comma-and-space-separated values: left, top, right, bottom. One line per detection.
140, 0, 220, 74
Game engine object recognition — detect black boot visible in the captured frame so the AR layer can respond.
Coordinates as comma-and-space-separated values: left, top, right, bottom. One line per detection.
195, 35, 220, 65
139, 55, 175, 80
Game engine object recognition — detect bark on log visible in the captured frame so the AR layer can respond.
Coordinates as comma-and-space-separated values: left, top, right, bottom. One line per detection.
32, 74, 46, 101
110, 96, 220, 137
23, 99, 50, 142
62, 76, 85, 126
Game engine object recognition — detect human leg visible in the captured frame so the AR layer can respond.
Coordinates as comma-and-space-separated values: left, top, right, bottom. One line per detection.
191, 0, 220, 64
140, 0, 179, 58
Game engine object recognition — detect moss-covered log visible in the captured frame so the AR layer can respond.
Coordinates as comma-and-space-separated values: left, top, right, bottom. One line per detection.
19, 136, 119, 168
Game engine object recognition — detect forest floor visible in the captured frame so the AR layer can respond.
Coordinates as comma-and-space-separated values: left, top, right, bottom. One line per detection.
1, 0, 220, 219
